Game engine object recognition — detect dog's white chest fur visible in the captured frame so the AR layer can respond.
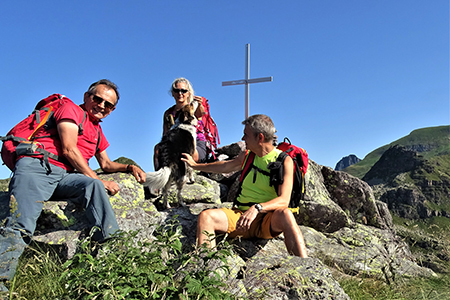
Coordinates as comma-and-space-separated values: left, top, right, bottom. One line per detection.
176, 123, 197, 139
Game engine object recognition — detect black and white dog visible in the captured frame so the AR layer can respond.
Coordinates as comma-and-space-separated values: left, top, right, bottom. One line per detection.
144, 102, 197, 208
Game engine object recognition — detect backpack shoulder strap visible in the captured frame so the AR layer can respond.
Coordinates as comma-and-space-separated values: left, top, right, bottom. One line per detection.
267, 151, 288, 193
233, 151, 255, 208
277, 151, 288, 163
239, 151, 255, 182
77, 108, 87, 135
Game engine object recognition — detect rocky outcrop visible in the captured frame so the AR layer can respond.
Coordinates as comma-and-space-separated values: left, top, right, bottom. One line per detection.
363, 145, 450, 219
363, 145, 425, 185
0, 145, 436, 298
335, 154, 361, 171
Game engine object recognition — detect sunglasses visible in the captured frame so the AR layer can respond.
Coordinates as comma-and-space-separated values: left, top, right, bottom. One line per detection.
173, 88, 189, 95
92, 95, 115, 110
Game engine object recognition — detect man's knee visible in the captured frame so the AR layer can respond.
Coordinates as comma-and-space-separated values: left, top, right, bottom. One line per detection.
198, 209, 214, 225
197, 209, 228, 230
273, 207, 294, 219
272, 208, 298, 229
81, 178, 106, 193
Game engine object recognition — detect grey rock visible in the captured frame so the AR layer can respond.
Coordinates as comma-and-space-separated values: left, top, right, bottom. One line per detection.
322, 166, 391, 229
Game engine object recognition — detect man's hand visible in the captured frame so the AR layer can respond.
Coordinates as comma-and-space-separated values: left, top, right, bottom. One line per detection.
128, 165, 146, 183
235, 206, 259, 233
103, 180, 120, 196
181, 153, 197, 168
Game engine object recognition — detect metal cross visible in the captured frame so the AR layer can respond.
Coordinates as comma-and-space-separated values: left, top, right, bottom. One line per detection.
222, 44, 273, 119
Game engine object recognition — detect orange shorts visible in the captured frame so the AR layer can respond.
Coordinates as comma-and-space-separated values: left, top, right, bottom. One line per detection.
220, 207, 281, 240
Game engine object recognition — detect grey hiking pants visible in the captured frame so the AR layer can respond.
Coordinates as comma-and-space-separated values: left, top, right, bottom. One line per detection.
0, 157, 119, 281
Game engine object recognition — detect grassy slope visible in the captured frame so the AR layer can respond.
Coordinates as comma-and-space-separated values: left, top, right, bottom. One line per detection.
344, 125, 450, 179
341, 215, 450, 299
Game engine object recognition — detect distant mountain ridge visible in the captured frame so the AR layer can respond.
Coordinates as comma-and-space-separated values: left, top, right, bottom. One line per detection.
344, 125, 450, 179
343, 125, 450, 221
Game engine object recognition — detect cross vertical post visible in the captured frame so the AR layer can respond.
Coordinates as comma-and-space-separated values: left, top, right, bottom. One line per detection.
222, 43, 273, 119
245, 44, 250, 119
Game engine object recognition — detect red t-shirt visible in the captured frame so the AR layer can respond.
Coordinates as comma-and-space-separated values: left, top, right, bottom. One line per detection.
27, 100, 109, 171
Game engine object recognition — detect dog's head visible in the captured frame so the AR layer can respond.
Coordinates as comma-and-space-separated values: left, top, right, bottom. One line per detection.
175, 102, 198, 126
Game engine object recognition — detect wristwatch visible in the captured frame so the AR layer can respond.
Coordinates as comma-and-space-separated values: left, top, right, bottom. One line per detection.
254, 203, 263, 213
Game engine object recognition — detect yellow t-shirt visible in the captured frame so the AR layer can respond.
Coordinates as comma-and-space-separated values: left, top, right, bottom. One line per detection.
236, 148, 282, 211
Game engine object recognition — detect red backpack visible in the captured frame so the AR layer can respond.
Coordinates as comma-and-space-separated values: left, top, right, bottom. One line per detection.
235, 137, 308, 210
0, 94, 86, 171
198, 97, 220, 159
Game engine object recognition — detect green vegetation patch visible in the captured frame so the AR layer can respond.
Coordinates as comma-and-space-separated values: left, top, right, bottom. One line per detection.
6, 217, 240, 300
340, 274, 450, 300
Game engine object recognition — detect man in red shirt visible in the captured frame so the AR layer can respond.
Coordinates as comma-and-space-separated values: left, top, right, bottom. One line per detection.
0, 79, 146, 292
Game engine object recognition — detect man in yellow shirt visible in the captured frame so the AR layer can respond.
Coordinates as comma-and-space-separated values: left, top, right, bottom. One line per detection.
182, 114, 307, 257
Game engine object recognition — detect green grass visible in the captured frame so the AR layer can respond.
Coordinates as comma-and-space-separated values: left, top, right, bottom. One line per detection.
340, 274, 450, 300
339, 214, 450, 300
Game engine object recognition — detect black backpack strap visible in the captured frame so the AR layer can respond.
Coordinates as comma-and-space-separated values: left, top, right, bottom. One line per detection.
249, 165, 270, 183
95, 128, 101, 154
78, 111, 86, 135
267, 151, 287, 192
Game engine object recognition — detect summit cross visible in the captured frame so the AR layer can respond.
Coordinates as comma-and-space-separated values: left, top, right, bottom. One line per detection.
222, 43, 273, 119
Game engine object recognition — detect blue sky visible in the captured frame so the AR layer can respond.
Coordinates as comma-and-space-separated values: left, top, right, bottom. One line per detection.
0, 0, 448, 179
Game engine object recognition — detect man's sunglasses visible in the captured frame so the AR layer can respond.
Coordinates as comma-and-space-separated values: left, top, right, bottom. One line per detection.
173, 88, 189, 95
92, 95, 115, 110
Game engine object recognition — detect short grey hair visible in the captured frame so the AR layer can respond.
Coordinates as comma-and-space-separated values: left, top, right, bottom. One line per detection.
87, 79, 120, 101
242, 114, 276, 143
170, 77, 194, 103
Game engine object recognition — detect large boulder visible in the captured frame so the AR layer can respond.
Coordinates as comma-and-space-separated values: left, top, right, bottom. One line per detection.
321, 166, 392, 229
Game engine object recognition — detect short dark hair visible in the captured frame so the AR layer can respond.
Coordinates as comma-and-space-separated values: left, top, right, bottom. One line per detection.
87, 79, 120, 101
242, 114, 276, 143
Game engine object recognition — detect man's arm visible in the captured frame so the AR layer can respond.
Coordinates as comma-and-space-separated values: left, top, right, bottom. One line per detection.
57, 120, 145, 196
95, 150, 146, 183
57, 120, 101, 179
181, 151, 246, 174
255, 155, 294, 212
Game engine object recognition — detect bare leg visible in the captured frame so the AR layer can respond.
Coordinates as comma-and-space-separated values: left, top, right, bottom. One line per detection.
271, 208, 308, 257
196, 209, 229, 248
